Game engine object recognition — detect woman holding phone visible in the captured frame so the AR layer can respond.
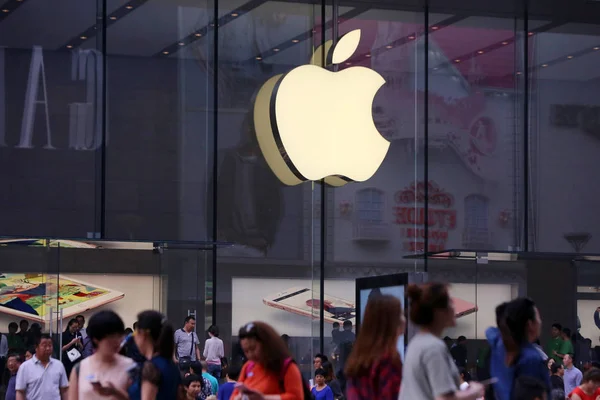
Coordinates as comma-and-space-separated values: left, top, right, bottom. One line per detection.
68, 310, 134, 400
231, 321, 305, 400
61, 318, 83, 377
400, 283, 484, 400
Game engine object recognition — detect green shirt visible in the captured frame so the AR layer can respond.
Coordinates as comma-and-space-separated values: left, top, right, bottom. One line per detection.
560, 339, 574, 357
546, 337, 563, 363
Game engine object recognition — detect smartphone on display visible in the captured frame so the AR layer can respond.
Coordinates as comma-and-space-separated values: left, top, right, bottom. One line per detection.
263, 287, 356, 325
452, 297, 478, 318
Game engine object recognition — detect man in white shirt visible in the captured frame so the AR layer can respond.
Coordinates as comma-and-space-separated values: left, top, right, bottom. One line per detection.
174, 316, 201, 362
16, 334, 68, 400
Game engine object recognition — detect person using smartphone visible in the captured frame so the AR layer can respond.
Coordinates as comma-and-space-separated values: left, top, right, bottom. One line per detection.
68, 310, 133, 400
231, 322, 305, 400
61, 319, 82, 378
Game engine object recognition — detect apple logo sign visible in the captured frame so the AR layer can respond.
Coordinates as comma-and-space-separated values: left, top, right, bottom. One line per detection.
253, 29, 390, 187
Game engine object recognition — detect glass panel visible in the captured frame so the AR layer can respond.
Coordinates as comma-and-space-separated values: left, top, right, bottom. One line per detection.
215, 0, 320, 379
0, 0, 103, 237
529, 18, 600, 253
104, 0, 213, 241
160, 247, 211, 337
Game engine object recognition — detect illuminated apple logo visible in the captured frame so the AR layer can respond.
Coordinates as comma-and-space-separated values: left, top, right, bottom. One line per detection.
254, 29, 390, 186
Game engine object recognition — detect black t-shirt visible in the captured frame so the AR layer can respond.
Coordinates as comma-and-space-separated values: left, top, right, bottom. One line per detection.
550, 375, 564, 390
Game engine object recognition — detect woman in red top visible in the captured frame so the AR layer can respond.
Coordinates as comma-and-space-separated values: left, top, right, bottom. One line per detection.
569, 368, 600, 400
232, 321, 304, 400
344, 294, 405, 400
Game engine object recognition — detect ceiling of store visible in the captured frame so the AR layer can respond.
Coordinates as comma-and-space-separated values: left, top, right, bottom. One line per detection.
1, 0, 600, 82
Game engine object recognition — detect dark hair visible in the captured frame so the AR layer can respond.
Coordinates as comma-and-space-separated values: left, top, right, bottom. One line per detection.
343, 320, 352, 329
552, 323, 562, 331
225, 364, 241, 381
7, 352, 22, 363
190, 361, 202, 375
496, 297, 538, 366
314, 353, 328, 363
513, 376, 547, 400
407, 283, 450, 326
457, 335, 467, 342
345, 294, 403, 378
315, 368, 326, 377
562, 328, 571, 337
183, 374, 202, 388
238, 321, 292, 375
321, 361, 335, 381
26, 346, 35, 355
35, 333, 52, 347
65, 318, 78, 332
86, 311, 125, 348
124, 328, 133, 335
19, 320, 28, 326
137, 310, 174, 359
582, 368, 600, 383
8, 322, 17, 331
551, 363, 563, 374
133, 322, 138, 330
458, 367, 472, 382
184, 316, 196, 324
332, 322, 340, 328
76, 315, 85, 321
208, 325, 219, 337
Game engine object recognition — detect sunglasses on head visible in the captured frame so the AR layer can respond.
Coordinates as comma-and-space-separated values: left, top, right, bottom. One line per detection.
239, 323, 257, 339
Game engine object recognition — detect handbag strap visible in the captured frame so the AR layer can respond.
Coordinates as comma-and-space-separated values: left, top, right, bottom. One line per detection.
189, 330, 195, 356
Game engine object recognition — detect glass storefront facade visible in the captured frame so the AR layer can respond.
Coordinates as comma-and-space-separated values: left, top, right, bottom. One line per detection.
1, 0, 600, 376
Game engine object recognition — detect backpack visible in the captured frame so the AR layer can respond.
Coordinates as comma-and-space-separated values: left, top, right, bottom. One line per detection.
246, 358, 313, 400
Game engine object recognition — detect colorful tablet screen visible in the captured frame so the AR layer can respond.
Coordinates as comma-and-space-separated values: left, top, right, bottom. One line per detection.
0, 274, 110, 317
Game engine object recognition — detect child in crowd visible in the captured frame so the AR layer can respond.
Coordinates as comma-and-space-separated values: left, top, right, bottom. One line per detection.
513, 376, 548, 400
217, 364, 241, 400
183, 375, 204, 400
311, 368, 334, 400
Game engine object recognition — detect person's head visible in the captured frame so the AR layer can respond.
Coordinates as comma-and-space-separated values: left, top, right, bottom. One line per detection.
457, 335, 467, 345
314, 353, 328, 370
332, 322, 340, 330
200, 360, 208, 372
547, 358, 555, 370
6, 353, 22, 375
184, 316, 196, 332
133, 321, 138, 331
76, 315, 85, 329
551, 363, 564, 377
314, 368, 326, 386
35, 334, 53, 361
207, 325, 219, 338
343, 320, 353, 331
29, 323, 41, 334
562, 328, 571, 340
8, 322, 18, 334
66, 319, 79, 334
183, 374, 202, 399
124, 328, 133, 336
87, 310, 125, 356
407, 283, 454, 330
225, 364, 241, 382
135, 310, 175, 359
563, 353, 574, 368
344, 294, 405, 378
189, 361, 201, 376
513, 375, 548, 400
551, 323, 562, 338
238, 321, 291, 375
19, 320, 28, 332
581, 368, 600, 392
25, 346, 34, 361
496, 298, 541, 360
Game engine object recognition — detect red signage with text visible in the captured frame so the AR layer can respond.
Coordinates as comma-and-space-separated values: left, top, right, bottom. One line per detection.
393, 181, 456, 253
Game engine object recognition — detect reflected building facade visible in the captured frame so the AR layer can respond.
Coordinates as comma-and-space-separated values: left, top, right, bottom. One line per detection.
0, 0, 599, 373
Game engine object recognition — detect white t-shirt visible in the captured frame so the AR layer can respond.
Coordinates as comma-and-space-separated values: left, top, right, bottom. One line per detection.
77, 354, 134, 400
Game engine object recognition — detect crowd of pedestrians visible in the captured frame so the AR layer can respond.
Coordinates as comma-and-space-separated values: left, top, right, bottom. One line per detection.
0, 282, 593, 399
